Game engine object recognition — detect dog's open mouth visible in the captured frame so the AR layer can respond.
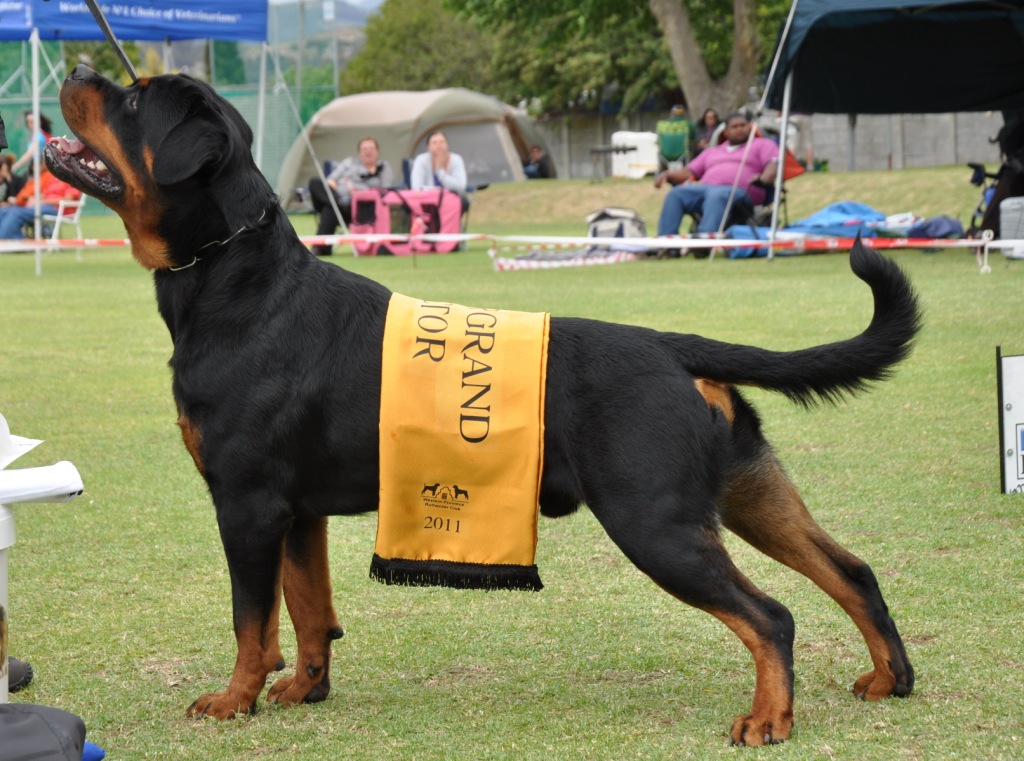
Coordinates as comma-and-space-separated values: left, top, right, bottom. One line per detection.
45, 135, 123, 201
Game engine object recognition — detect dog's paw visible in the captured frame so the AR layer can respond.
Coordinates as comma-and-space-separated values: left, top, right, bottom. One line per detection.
267, 673, 330, 706
729, 713, 792, 747
187, 691, 256, 720
854, 669, 892, 700
853, 666, 913, 700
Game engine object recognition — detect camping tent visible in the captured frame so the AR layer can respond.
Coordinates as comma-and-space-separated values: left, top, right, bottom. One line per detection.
275, 88, 552, 201
759, 0, 1024, 245
764, 0, 1024, 115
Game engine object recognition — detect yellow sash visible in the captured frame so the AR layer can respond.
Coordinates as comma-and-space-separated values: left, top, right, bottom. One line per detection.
372, 293, 550, 590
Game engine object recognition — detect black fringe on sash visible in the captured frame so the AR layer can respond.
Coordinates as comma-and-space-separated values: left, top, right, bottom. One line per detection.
370, 554, 543, 591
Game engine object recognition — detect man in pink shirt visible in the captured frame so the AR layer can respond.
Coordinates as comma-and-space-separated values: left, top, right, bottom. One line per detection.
654, 111, 779, 237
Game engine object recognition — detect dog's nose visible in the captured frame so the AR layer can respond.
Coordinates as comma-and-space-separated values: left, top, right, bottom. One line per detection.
68, 64, 97, 82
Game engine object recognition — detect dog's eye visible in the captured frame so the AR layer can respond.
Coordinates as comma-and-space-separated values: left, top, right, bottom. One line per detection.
128, 92, 139, 111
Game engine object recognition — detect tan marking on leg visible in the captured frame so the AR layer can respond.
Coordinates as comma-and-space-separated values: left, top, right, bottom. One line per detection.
722, 453, 912, 700
653, 528, 794, 747
187, 551, 285, 719
268, 517, 342, 706
714, 610, 795, 746
188, 615, 284, 719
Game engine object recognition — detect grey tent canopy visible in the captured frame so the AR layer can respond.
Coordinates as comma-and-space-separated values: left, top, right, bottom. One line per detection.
764, 0, 1024, 114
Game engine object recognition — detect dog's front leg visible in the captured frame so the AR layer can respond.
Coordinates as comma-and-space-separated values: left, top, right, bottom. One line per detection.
267, 515, 345, 706
187, 498, 289, 719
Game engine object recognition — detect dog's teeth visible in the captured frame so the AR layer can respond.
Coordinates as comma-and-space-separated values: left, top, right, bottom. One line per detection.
95, 160, 107, 172
87, 160, 97, 169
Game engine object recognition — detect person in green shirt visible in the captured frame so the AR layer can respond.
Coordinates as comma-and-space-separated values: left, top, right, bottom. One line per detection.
656, 105, 695, 171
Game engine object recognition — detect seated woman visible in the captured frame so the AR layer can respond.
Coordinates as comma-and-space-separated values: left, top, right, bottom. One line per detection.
692, 108, 722, 158
410, 131, 469, 214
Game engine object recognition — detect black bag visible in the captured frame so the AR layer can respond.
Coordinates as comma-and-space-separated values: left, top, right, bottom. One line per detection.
0, 704, 85, 761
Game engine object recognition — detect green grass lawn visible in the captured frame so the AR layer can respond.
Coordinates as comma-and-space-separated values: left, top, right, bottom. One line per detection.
1, 167, 1022, 759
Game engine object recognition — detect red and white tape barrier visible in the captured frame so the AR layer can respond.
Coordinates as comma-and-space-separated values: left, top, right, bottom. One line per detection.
4, 232, 1021, 274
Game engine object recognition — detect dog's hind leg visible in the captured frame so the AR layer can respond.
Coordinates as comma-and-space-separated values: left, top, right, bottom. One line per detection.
267, 515, 345, 707
590, 496, 797, 747
187, 496, 289, 719
720, 446, 915, 702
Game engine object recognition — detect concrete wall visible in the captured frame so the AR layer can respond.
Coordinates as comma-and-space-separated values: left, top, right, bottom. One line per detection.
538, 111, 1004, 179
808, 112, 1002, 172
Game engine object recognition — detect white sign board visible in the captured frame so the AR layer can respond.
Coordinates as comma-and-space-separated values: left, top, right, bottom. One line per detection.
998, 348, 1024, 494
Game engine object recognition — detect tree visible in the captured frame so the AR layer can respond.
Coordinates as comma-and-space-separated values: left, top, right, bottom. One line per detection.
212, 41, 246, 86
449, 0, 789, 116
63, 41, 143, 86
488, 10, 679, 115
340, 0, 500, 95
279, 63, 339, 125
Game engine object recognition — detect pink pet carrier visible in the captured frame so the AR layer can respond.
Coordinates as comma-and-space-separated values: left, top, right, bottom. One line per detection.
349, 188, 463, 255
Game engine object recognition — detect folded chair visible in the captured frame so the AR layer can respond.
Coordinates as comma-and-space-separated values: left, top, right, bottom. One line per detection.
401, 157, 486, 234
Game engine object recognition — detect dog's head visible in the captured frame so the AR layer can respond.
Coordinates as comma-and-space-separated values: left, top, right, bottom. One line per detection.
45, 65, 273, 270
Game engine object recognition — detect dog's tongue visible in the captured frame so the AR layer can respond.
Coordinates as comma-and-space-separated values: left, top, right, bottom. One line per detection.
50, 135, 85, 155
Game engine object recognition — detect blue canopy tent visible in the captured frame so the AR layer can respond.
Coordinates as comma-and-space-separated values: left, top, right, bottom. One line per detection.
0, 0, 268, 272
0, 1, 266, 43
760, 0, 1024, 247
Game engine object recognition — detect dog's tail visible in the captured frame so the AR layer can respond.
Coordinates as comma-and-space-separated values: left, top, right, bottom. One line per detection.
673, 239, 922, 407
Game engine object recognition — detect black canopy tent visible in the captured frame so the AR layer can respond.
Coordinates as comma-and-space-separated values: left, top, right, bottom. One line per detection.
760, 0, 1024, 246
765, 0, 1024, 115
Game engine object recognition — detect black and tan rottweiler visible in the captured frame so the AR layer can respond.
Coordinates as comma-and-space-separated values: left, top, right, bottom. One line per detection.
45, 65, 918, 746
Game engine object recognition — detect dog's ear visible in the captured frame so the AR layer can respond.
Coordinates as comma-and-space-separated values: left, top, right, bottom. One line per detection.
151, 117, 229, 186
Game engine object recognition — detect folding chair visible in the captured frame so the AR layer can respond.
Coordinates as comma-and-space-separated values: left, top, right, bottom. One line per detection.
41, 198, 86, 259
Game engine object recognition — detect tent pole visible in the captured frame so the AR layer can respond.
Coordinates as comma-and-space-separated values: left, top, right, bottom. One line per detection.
768, 72, 792, 261
31, 28, 41, 277
256, 41, 267, 170
847, 114, 857, 171
269, 47, 353, 256
0, 64, 25, 97
710, 120, 759, 262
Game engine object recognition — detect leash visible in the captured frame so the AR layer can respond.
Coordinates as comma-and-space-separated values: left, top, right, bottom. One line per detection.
169, 210, 269, 272
83, 0, 139, 83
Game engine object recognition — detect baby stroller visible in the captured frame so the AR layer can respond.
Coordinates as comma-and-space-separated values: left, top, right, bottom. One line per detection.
966, 162, 1003, 235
